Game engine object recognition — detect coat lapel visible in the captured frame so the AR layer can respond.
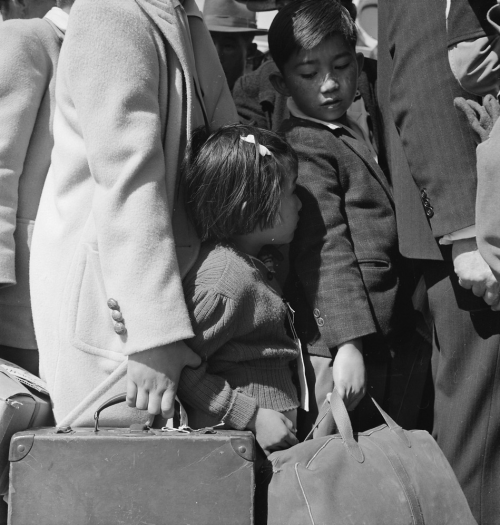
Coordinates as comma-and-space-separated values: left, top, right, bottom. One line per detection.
338, 131, 394, 205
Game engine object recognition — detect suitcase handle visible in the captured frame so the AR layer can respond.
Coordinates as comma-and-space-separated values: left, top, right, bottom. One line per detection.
93, 393, 127, 432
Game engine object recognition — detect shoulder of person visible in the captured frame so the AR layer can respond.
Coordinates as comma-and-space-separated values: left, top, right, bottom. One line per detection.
280, 117, 340, 152
0, 19, 54, 74
185, 243, 258, 299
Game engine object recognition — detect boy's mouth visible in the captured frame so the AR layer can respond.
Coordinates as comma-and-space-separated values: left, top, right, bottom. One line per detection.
321, 99, 342, 107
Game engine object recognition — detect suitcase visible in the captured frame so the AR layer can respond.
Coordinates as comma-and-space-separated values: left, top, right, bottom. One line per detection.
7, 394, 256, 525
0, 359, 53, 497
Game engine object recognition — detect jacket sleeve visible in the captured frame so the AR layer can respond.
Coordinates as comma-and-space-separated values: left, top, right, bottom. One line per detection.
178, 286, 257, 431
233, 71, 270, 129
289, 128, 377, 350
63, 0, 194, 353
476, 117, 500, 281
0, 23, 50, 288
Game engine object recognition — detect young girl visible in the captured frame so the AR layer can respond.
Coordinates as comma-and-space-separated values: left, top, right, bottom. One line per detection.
177, 124, 302, 455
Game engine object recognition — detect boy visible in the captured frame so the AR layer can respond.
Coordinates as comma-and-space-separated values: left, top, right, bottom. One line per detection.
268, 0, 414, 436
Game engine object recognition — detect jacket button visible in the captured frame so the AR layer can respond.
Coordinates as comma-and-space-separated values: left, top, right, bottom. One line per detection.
425, 207, 434, 218
317, 317, 325, 327
111, 310, 123, 322
107, 299, 119, 310
114, 322, 127, 335
313, 308, 320, 318
420, 188, 428, 198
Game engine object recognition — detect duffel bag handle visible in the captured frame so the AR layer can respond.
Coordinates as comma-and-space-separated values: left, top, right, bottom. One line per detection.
329, 390, 411, 463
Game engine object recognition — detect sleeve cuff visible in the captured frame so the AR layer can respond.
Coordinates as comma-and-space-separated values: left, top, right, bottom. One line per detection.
223, 390, 258, 430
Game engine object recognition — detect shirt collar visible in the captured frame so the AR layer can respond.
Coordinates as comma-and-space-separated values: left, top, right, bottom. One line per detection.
44, 7, 69, 33
287, 97, 358, 138
287, 97, 378, 160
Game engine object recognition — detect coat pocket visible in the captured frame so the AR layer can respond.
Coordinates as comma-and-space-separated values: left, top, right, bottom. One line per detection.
68, 244, 126, 362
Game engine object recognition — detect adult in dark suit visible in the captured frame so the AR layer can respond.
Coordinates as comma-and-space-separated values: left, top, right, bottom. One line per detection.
378, 0, 500, 522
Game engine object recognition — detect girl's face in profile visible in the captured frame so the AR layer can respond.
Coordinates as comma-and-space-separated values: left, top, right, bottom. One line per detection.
256, 170, 302, 246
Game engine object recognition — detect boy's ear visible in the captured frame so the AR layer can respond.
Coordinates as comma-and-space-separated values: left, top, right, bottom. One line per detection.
269, 71, 291, 97
356, 52, 365, 78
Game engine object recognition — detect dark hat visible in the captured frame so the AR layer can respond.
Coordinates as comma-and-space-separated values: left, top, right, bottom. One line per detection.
234, 0, 281, 12
204, 0, 268, 33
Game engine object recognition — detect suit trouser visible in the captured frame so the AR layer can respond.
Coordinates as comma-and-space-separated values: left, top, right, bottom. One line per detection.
424, 258, 500, 525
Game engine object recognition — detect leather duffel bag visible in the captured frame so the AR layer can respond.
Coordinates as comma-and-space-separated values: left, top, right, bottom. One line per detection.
265, 390, 476, 525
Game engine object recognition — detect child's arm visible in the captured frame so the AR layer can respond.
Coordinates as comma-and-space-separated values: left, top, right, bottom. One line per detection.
332, 338, 367, 411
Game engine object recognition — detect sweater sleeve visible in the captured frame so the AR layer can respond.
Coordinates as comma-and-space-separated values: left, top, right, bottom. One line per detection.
288, 127, 377, 349
178, 286, 258, 430
0, 23, 50, 288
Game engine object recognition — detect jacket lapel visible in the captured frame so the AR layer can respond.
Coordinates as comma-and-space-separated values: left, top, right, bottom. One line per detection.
338, 132, 394, 205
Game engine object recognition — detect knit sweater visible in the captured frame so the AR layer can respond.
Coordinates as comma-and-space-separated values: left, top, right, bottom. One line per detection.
178, 243, 300, 430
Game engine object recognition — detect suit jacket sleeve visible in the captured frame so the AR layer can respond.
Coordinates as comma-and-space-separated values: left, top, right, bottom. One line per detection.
233, 70, 269, 129
0, 23, 50, 288
63, 0, 194, 353
476, 118, 500, 281
289, 127, 377, 350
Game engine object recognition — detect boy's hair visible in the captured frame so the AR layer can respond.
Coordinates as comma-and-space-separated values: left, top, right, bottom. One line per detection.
184, 124, 298, 242
268, 0, 357, 72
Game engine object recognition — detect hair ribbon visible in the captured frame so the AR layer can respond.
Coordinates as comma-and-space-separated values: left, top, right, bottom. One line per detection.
240, 135, 272, 156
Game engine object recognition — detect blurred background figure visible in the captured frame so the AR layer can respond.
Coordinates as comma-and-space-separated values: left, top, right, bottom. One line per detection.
204, 0, 267, 90
0, 0, 55, 21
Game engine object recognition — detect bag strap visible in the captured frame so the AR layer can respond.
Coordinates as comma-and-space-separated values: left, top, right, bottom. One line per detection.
315, 390, 412, 461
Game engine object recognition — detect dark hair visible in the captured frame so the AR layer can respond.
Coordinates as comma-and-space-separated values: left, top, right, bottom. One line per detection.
56, 0, 76, 8
268, 0, 357, 72
184, 124, 298, 242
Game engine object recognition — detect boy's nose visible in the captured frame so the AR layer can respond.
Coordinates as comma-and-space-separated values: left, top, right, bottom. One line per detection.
320, 76, 339, 93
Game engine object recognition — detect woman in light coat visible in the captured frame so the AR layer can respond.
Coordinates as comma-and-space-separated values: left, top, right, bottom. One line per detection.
30, 0, 238, 426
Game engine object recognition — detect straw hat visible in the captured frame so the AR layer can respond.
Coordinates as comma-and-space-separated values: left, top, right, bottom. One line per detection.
203, 0, 268, 33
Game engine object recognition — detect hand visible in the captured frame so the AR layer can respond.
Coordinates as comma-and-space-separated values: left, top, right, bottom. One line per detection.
126, 341, 201, 419
332, 339, 366, 411
452, 238, 500, 309
247, 408, 298, 455
454, 95, 500, 144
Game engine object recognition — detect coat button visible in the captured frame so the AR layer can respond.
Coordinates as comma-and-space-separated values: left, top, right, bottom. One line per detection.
107, 298, 119, 310
313, 308, 320, 318
317, 317, 325, 327
425, 207, 434, 218
420, 188, 428, 198
114, 322, 127, 335
111, 310, 123, 322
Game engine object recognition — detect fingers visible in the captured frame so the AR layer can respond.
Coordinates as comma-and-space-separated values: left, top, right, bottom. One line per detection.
183, 349, 202, 369
126, 378, 138, 408
457, 277, 472, 289
160, 385, 177, 419
471, 282, 487, 297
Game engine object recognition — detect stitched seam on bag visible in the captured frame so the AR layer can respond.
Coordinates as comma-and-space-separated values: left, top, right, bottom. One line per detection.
306, 437, 335, 469
295, 463, 316, 525
370, 440, 424, 525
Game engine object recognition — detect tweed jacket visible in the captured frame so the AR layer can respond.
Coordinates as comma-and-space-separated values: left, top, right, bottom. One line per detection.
30, 0, 237, 426
0, 18, 63, 349
476, 117, 500, 281
282, 117, 412, 359
377, 0, 481, 261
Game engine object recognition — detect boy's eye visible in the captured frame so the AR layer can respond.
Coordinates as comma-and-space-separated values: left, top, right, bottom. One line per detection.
300, 72, 317, 79
335, 61, 351, 70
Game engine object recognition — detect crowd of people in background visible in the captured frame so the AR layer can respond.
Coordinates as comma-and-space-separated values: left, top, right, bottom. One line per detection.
1, 0, 500, 524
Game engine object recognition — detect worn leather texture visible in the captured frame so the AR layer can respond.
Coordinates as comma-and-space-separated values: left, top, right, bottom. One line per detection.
265, 392, 477, 525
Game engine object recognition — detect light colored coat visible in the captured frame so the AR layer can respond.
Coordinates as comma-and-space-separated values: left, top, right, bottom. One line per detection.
476, 117, 500, 281
30, 0, 237, 426
0, 18, 63, 349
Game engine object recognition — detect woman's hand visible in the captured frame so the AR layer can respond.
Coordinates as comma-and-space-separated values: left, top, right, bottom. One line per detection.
247, 408, 298, 455
126, 341, 201, 419
332, 338, 366, 411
